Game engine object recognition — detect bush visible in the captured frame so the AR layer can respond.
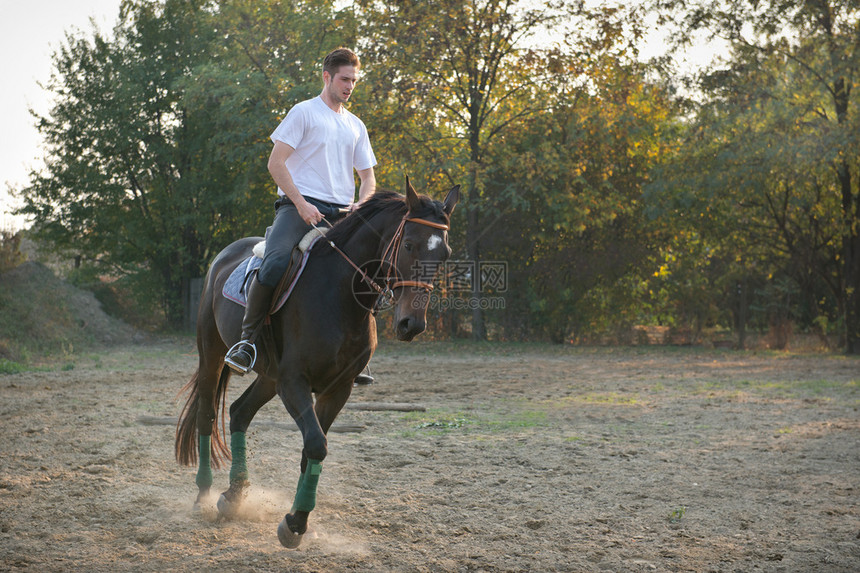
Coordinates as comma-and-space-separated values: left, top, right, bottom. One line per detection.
0, 230, 25, 272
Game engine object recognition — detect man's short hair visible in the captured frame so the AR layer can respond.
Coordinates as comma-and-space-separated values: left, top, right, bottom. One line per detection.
324, 48, 360, 76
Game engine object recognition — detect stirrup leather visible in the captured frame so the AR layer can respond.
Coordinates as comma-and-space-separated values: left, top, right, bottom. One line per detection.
224, 340, 257, 374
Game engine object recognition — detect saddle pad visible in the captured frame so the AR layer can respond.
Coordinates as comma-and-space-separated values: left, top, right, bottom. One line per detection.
222, 234, 322, 312
222, 255, 262, 307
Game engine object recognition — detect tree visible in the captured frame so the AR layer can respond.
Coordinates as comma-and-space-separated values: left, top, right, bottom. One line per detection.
18, 0, 222, 327
481, 25, 678, 342
650, 0, 860, 351
356, 0, 578, 340
17, 0, 355, 328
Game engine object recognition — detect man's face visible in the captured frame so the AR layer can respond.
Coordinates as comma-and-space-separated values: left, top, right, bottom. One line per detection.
324, 65, 359, 105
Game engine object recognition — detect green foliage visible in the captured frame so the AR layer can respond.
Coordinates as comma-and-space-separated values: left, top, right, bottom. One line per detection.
79, 266, 165, 331
18, 0, 355, 329
357, 0, 589, 339
357, 1, 672, 341
667, 506, 686, 523
479, 26, 678, 341
646, 0, 860, 351
16, 0, 858, 346
0, 359, 27, 375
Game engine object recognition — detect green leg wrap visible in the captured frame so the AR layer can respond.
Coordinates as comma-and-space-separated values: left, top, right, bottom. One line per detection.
196, 435, 213, 490
291, 469, 306, 511
229, 431, 248, 484
291, 459, 323, 513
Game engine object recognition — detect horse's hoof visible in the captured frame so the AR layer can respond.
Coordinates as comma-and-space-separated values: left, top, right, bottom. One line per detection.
277, 515, 304, 549
216, 481, 249, 519
192, 489, 210, 516
217, 492, 241, 519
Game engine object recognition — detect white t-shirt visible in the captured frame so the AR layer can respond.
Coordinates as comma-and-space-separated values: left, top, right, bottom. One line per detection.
270, 96, 377, 205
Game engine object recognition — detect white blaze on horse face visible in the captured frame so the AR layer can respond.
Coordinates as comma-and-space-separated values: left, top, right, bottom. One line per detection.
426, 233, 443, 252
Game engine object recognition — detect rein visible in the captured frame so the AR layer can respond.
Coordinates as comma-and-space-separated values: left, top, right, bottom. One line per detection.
315, 214, 449, 311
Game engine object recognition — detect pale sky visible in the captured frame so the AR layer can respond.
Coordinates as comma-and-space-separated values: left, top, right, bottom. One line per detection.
1, 0, 122, 230
0, 1, 723, 232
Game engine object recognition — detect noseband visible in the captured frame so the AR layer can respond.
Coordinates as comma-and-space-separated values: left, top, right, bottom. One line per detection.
319, 214, 449, 311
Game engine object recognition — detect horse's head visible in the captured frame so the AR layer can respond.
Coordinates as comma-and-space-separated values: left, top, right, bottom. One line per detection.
390, 177, 460, 341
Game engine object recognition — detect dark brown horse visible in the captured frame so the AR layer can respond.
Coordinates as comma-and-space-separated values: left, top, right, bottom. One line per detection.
175, 178, 459, 547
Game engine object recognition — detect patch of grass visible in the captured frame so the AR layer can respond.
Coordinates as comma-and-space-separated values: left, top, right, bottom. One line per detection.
0, 359, 28, 375
547, 392, 643, 407
401, 410, 473, 434
701, 378, 859, 402
376, 339, 724, 360
399, 405, 551, 436
796, 378, 859, 394
485, 409, 548, 430
667, 506, 687, 523
66, 337, 193, 372
416, 418, 468, 430
400, 409, 443, 423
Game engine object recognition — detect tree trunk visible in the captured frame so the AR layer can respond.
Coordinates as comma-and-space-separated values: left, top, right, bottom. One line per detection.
467, 103, 487, 341
833, 74, 858, 353
840, 159, 860, 353
737, 278, 747, 350
466, 198, 487, 341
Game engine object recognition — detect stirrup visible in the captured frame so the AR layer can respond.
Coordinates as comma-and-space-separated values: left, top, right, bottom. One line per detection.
225, 340, 257, 375
354, 365, 374, 386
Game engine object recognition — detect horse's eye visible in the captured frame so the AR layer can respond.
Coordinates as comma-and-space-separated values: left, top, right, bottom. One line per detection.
404, 241, 414, 252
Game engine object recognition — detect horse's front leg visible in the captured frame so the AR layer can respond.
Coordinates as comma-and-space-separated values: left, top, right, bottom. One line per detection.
217, 375, 276, 519
276, 377, 353, 548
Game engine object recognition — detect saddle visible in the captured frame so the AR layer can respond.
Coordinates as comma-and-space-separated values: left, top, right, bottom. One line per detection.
222, 227, 326, 314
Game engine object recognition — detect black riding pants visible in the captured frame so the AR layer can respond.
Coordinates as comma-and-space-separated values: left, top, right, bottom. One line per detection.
257, 197, 345, 288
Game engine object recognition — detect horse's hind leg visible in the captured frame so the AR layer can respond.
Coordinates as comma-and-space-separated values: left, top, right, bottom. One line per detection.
174, 329, 228, 510
216, 375, 277, 519
190, 356, 229, 510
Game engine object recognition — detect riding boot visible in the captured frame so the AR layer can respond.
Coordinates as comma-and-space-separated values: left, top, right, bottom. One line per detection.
225, 276, 274, 375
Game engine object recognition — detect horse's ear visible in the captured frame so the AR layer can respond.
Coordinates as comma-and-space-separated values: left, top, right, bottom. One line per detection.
443, 185, 460, 216
405, 175, 421, 212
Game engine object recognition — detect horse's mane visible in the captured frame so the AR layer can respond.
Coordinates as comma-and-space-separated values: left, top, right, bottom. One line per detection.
323, 190, 449, 246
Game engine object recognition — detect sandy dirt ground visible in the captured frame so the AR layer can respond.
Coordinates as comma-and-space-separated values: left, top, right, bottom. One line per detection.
0, 339, 858, 572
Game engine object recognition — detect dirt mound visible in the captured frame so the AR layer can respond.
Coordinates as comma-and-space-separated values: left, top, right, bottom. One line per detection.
0, 261, 140, 362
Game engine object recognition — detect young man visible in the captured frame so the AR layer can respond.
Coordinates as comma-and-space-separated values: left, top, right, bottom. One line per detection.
225, 48, 377, 374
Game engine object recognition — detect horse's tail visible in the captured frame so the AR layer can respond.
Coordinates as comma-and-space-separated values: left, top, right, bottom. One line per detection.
175, 366, 231, 469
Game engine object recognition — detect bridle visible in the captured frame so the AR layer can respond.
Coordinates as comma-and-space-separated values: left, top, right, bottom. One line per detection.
317, 213, 449, 312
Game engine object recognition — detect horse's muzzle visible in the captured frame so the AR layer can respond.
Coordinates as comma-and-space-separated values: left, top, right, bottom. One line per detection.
396, 317, 425, 341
